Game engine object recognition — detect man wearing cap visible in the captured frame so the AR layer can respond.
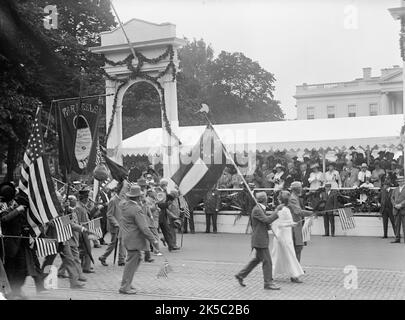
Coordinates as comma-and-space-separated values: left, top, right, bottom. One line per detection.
319, 182, 338, 237
204, 186, 221, 233
289, 181, 314, 265
119, 185, 158, 294
235, 191, 280, 290
358, 163, 371, 185
390, 176, 405, 243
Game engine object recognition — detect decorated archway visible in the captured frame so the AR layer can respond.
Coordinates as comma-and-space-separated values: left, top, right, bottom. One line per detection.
90, 18, 186, 178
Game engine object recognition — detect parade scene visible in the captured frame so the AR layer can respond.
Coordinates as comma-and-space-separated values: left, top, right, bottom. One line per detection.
1, 0, 405, 302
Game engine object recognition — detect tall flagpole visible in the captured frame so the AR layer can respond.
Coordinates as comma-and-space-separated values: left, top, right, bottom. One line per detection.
201, 112, 265, 234
109, 0, 137, 59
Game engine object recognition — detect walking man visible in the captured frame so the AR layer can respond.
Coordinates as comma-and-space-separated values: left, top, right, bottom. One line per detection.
390, 176, 405, 243
235, 192, 280, 290
119, 185, 158, 294
319, 182, 338, 237
99, 181, 126, 266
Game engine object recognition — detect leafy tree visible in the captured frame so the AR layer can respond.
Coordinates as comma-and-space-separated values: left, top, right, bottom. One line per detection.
0, 0, 116, 181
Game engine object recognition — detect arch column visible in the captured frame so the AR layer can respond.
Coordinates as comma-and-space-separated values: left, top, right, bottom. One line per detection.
159, 74, 180, 179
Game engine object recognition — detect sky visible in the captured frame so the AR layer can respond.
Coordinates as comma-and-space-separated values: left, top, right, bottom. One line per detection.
113, 0, 403, 119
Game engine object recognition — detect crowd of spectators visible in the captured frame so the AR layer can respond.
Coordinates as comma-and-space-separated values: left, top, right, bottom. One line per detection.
217, 150, 404, 191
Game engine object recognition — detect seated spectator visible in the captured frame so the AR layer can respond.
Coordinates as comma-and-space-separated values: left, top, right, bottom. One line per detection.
218, 167, 233, 188
308, 163, 324, 190
359, 177, 375, 203
231, 173, 243, 189
284, 162, 299, 189
341, 160, 359, 188
324, 163, 341, 189
358, 163, 371, 185
298, 162, 310, 188
269, 163, 286, 191
370, 161, 385, 187
261, 163, 274, 188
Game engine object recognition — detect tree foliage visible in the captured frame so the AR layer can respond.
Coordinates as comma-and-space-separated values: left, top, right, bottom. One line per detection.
122, 38, 284, 139
0, 0, 115, 181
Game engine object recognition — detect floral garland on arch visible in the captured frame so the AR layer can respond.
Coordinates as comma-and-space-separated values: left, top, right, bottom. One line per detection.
102, 45, 181, 146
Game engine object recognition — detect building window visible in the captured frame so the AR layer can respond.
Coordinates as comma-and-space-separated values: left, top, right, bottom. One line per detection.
307, 107, 315, 120
327, 106, 335, 118
348, 105, 356, 117
369, 103, 378, 116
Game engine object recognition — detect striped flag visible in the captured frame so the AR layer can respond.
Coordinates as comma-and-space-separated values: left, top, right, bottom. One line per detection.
35, 238, 58, 258
54, 215, 73, 243
302, 216, 313, 242
171, 124, 227, 209
18, 107, 62, 236
338, 207, 355, 230
87, 218, 103, 239
157, 260, 173, 279
179, 195, 190, 219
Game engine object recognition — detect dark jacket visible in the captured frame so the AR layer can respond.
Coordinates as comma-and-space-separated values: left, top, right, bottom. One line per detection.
379, 187, 393, 214
250, 204, 278, 249
391, 186, 405, 216
289, 193, 313, 246
299, 170, 311, 188
119, 199, 155, 251
204, 190, 221, 214
319, 190, 338, 215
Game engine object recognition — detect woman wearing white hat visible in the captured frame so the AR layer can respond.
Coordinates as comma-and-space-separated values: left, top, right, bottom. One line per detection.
270, 164, 286, 191
358, 163, 371, 185
308, 163, 324, 190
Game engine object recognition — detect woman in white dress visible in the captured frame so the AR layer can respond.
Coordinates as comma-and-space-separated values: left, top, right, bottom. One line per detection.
271, 191, 304, 282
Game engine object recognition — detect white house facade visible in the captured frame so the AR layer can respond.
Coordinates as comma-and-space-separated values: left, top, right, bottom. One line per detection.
294, 66, 403, 120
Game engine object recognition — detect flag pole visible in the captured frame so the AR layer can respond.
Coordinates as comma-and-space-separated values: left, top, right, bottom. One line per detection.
201, 113, 262, 234
109, 0, 137, 59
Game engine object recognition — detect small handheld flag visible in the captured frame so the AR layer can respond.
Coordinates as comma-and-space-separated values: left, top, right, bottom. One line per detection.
35, 238, 58, 258
157, 259, 173, 279
338, 208, 355, 230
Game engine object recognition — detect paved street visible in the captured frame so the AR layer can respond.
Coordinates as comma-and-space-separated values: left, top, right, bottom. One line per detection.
23, 233, 405, 300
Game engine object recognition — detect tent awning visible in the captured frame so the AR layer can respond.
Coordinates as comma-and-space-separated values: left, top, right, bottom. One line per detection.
120, 114, 404, 156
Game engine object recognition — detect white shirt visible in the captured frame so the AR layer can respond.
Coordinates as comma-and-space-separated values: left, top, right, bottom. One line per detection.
258, 203, 266, 210
358, 170, 371, 183
308, 171, 324, 189
324, 170, 341, 189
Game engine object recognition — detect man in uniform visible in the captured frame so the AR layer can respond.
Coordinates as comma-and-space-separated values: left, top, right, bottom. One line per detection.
204, 186, 221, 233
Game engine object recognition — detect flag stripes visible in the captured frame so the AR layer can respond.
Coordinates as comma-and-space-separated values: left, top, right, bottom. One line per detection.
18, 107, 63, 235
338, 208, 355, 230
87, 218, 103, 239
54, 216, 73, 243
171, 125, 227, 210
35, 238, 58, 258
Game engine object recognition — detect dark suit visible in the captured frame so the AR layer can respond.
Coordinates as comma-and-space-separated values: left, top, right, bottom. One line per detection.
236, 204, 278, 286
119, 199, 155, 292
299, 170, 311, 188
319, 190, 338, 236
390, 186, 405, 241
289, 193, 313, 262
204, 190, 221, 233
379, 187, 395, 238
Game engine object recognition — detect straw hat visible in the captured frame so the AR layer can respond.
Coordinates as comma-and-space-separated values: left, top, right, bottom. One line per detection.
126, 185, 143, 198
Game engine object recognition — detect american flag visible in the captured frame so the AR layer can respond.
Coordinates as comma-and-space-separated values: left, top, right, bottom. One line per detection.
19, 107, 62, 236
35, 238, 58, 258
178, 195, 190, 219
338, 208, 356, 230
302, 216, 314, 242
157, 259, 173, 279
87, 218, 103, 239
54, 215, 73, 243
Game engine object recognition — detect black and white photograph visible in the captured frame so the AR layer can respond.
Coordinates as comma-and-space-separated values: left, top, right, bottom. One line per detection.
0, 0, 405, 306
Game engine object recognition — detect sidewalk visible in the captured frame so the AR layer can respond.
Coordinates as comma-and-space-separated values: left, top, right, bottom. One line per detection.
23, 233, 405, 300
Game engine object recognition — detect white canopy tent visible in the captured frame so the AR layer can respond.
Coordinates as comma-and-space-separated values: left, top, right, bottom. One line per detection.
120, 114, 404, 157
